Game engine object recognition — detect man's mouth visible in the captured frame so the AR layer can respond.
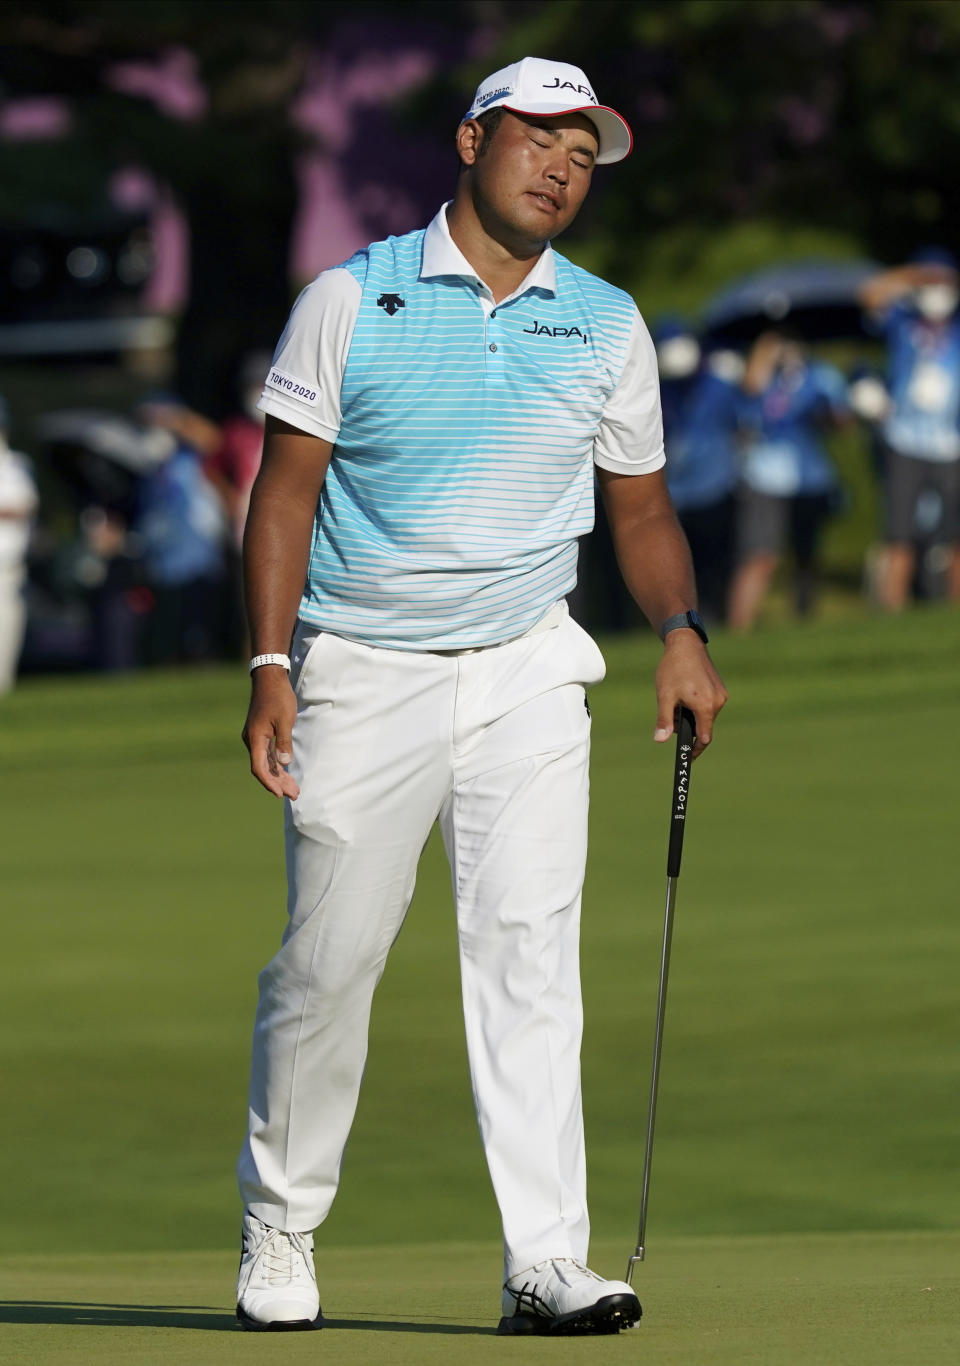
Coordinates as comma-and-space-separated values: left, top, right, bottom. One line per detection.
528, 191, 562, 211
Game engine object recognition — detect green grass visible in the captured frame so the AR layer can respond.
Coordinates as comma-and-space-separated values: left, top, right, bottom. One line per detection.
1, 1233, 958, 1365
1, 606, 958, 1361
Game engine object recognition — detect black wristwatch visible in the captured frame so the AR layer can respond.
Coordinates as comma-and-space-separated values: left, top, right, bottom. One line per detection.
659, 609, 709, 644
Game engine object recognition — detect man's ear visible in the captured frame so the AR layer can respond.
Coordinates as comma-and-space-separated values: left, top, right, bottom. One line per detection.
456, 118, 484, 168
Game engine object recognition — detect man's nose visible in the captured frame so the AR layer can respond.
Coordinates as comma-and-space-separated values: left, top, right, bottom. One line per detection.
545, 160, 568, 187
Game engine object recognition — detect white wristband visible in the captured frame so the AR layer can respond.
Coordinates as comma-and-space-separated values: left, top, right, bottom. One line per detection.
249, 653, 291, 673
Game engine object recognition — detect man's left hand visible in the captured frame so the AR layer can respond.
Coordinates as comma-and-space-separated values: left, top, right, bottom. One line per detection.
653, 630, 728, 759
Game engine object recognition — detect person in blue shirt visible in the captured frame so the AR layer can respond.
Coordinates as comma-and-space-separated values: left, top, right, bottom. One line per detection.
134, 412, 227, 663
657, 319, 742, 623
858, 249, 960, 608
728, 331, 848, 630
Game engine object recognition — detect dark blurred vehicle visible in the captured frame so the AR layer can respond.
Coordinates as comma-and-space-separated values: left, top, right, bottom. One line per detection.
0, 207, 172, 361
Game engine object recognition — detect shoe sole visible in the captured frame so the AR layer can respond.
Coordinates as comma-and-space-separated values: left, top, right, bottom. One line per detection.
497, 1291, 642, 1336
236, 1305, 323, 1332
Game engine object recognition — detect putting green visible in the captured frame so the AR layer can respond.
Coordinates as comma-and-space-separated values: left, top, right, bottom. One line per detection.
1, 608, 957, 1363
1, 1232, 957, 1365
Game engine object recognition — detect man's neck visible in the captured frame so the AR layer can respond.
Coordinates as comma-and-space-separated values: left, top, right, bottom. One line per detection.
445, 198, 546, 304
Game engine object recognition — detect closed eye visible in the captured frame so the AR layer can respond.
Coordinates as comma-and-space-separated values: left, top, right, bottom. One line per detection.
528, 129, 595, 170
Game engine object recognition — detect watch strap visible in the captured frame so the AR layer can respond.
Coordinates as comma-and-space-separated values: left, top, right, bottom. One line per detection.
249, 653, 291, 673
659, 611, 708, 644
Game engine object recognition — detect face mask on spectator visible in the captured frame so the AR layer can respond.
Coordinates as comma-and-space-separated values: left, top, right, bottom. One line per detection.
657, 335, 701, 378
706, 349, 746, 384
914, 284, 958, 322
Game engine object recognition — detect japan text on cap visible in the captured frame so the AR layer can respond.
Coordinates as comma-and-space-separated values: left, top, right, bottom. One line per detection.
463, 57, 633, 165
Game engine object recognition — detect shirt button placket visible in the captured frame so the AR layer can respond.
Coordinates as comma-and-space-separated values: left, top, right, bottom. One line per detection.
485, 307, 504, 380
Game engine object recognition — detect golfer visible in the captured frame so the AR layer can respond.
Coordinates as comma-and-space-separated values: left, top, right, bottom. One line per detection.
236, 56, 727, 1336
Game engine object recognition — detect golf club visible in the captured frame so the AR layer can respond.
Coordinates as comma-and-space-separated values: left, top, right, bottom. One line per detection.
626, 704, 696, 1285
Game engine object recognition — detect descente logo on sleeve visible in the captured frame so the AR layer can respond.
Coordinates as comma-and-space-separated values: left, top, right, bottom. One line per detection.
522, 320, 590, 344
265, 367, 318, 404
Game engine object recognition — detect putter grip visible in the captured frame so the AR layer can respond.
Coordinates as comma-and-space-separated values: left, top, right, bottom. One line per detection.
666, 707, 695, 877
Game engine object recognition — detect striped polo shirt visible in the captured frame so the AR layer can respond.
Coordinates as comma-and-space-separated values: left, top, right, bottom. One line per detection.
258, 204, 664, 649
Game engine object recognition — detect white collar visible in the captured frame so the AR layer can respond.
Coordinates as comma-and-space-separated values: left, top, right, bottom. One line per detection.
420, 202, 557, 299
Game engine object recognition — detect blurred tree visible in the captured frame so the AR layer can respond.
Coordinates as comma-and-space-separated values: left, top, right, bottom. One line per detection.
451, 0, 960, 305
0, 0, 316, 414
1, 0, 958, 409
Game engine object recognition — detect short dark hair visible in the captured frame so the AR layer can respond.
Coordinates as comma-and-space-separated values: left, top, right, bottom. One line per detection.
458, 107, 506, 172
474, 107, 505, 155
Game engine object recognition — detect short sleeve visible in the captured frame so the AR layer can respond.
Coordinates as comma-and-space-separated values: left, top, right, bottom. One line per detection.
593, 310, 666, 476
257, 268, 362, 441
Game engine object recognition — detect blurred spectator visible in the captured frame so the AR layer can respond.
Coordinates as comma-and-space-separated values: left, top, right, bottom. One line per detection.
858, 249, 960, 609
133, 402, 227, 664
0, 397, 39, 692
79, 505, 150, 671
205, 352, 270, 547
141, 352, 268, 654
728, 331, 848, 630
38, 408, 173, 670
204, 351, 269, 654
846, 362, 893, 600
656, 319, 742, 623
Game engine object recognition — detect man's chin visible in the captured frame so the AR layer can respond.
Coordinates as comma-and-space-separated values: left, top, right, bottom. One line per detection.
513, 205, 573, 245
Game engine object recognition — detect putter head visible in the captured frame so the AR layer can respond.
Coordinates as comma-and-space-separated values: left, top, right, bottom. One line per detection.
624, 1252, 645, 1327
625, 1249, 645, 1284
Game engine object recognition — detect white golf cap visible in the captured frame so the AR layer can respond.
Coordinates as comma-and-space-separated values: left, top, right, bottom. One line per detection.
463, 57, 633, 165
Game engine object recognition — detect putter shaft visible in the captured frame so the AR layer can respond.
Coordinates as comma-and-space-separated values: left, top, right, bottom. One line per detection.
625, 706, 694, 1287
626, 875, 677, 1283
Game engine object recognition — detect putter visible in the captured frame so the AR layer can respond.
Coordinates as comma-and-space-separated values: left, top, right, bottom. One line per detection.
626, 705, 696, 1286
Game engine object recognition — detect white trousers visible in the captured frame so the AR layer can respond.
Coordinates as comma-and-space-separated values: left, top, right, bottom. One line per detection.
237, 605, 606, 1277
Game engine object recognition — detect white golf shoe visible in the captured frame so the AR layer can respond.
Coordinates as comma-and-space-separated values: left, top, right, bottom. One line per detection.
236, 1211, 322, 1331
499, 1257, 641, 1335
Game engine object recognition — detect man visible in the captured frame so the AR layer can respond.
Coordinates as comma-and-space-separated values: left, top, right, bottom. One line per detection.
858, 249, 960, 609
727, 330, 848, 630
236, 57, 727, 1337
656, 318, 742, 623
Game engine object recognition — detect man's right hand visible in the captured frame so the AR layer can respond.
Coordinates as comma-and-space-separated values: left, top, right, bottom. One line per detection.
240, 419, 334, 801
242, 668, 300, 800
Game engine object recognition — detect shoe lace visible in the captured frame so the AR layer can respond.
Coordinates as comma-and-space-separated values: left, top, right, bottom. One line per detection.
258, 1230, 309, 1286
553, 1258, 604, 1285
